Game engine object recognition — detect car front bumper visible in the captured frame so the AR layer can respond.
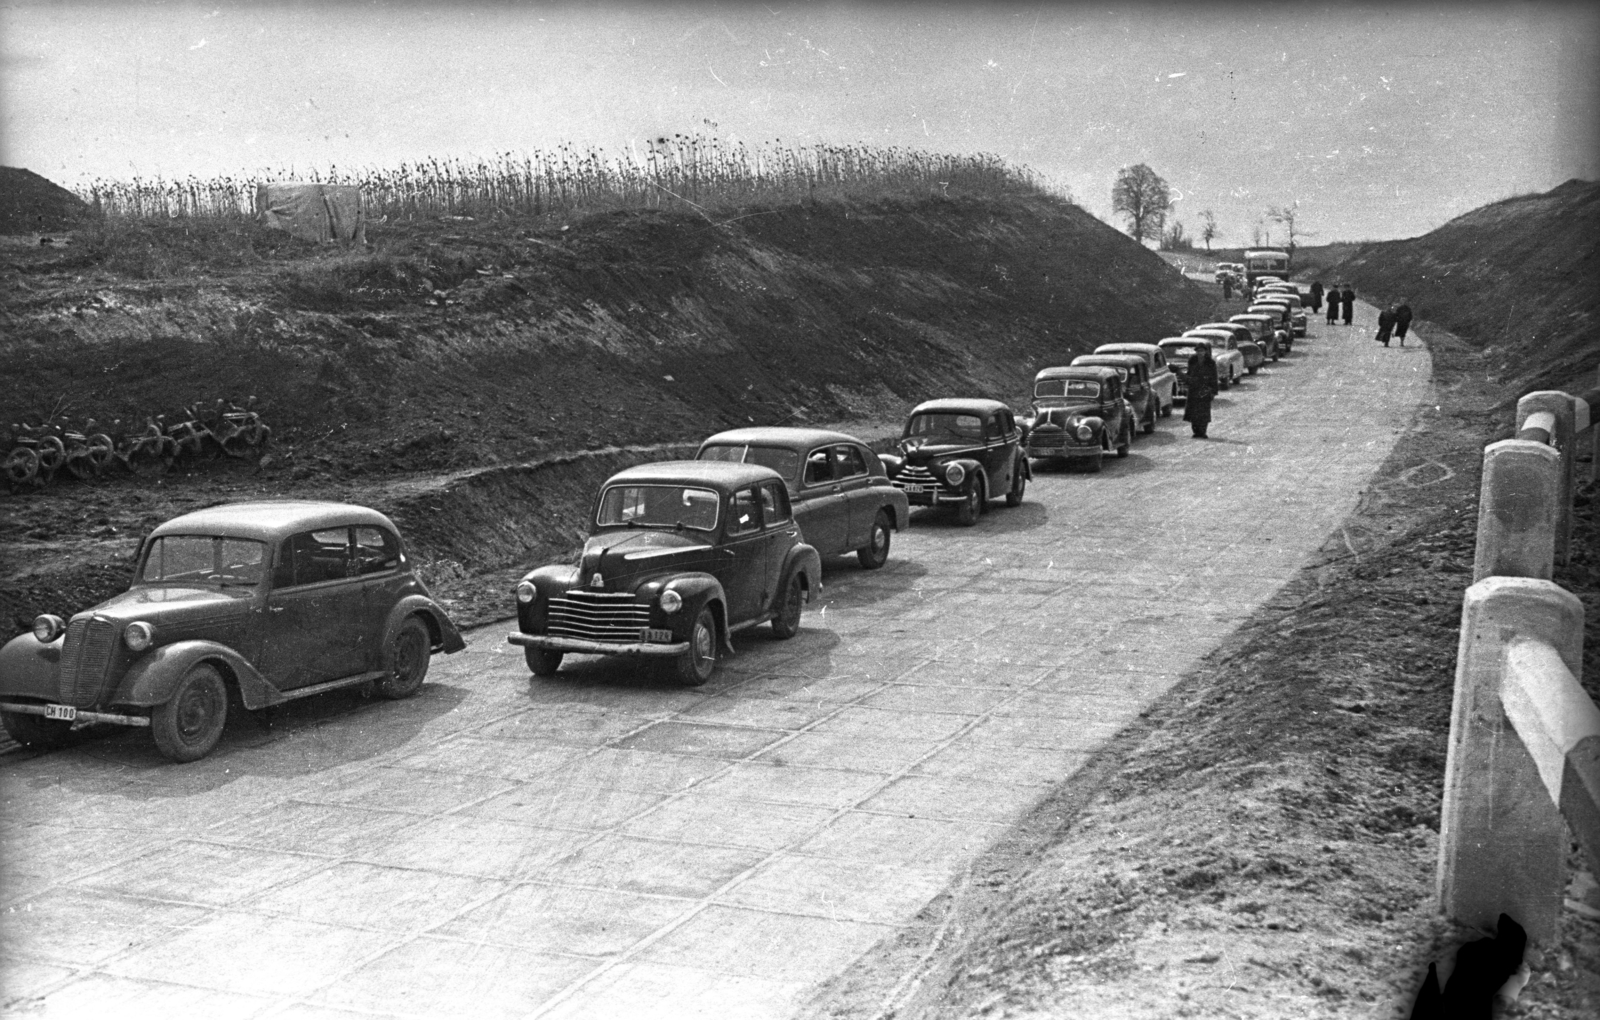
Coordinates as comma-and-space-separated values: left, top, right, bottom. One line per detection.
507, 633, 690, 657
892, 483, 968, 506
0, 700, 152, 727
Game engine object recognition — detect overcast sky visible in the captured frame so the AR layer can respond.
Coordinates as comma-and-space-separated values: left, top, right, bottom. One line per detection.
3, 1, 1597, 244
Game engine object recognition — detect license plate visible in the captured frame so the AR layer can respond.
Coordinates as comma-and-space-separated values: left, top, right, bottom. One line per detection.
905, 484, 925, 494
642, 628, 674, 643
44, 704, 76, 721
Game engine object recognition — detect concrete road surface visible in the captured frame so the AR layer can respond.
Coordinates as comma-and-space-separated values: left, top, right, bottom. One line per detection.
0, 301, 1432, 1018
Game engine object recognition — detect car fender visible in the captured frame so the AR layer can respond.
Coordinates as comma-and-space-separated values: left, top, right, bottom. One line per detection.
942, 457, 986, 494
114, 640, 281, 710
666, 573, 731, 652
879, 488, 912, 530
0, 632, 62, 701
777, 543, 823, 604
385, 594, 466, 655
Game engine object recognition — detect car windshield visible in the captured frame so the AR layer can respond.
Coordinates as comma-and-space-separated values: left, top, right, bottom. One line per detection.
139, 535, 267, 586
906, 412, 984, 440
597, 484, 720, 531
1163, 344, 1201, 360
696, 444, 801, 483
1035, 378, 1102, 399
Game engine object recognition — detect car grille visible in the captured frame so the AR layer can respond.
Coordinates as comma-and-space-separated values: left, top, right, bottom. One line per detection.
546, 591, 652, 643
893, 465, 952, 494
1026, 428, 1067, 452
58, 617, 118, 707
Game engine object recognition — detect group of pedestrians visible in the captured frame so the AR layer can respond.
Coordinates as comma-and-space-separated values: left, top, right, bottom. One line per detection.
1316, 282, 1356, 325
1375, 301, 1414, 346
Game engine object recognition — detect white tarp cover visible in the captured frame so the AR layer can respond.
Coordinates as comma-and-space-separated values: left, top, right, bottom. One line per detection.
255, 183, 366, 243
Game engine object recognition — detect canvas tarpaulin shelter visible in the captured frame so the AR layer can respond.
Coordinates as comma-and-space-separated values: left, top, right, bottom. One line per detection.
255, 183, 366, 243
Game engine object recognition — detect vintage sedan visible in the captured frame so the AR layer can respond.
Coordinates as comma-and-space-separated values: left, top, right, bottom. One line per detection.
1158, 336, 1243, 401
1256, 291, 1308, 336
1093, 342, 1176, 417
1247, 301, 1294, 339
1190, 321, 1269, 367
1185, 327, 1262, 375
0, 502, 465, 762
509, 461, 822, 686
1021, 366, 1132, 472
880, 398, 1029, 524
1229, 312, 1287, 357
1068, 353, 1159, 433
695, 427, 908, 569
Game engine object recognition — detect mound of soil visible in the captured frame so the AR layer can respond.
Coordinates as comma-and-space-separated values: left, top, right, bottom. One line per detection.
0, 167, 88, 235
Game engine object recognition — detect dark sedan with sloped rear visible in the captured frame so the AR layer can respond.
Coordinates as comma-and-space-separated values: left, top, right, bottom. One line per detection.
0, 502, 464, 762
509, 461, 822, 686
695, 427, 909, 569
879, 398, 1029, 526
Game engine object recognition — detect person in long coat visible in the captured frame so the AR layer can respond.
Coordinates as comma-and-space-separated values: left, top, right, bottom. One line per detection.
1341, 285, 1355, 325
1222, 274, 1234, 300
1376, 305, 1396, 346
1394, 301, 1414, 345
1310, 280, 1324, 313
1183, 343, 1220, 438
1326, 284, 1341, 325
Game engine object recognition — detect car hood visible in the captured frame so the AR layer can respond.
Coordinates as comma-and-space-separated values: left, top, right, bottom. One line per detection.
1029, 403, 1102, 427
581, 529, 717, 591
80, 585, 255, 625
897, 436, 987, 463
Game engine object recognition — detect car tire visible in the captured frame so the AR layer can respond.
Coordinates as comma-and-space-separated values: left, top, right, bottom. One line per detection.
1143, 406, 1157, 434
857, 510, 892, 569
1116, 423, 1130, 458
525, 647, 564, 677
151, 663, 228, 763
377, 616, 431, 699
954, 481, 983, 526
1085, 447, 1104, 473
1, 710, 77, 750
673, 607, 717, 686
1219, 374, 1230, 391
1004, 460, 1027, 507
770, 573, 804, 638
1248, 363, 1259, 375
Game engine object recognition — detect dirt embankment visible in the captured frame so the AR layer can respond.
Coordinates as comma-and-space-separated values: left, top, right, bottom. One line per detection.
0, 189, 1212, 640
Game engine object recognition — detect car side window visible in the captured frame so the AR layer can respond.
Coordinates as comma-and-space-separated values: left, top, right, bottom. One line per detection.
1155, 353, 1166, 370
759, 481, 792, 526
727, 488, 761, 535
803, 448, 833, 486
274, 527, 351, 588
833, 445, 868, 479
353, 526, 401, 576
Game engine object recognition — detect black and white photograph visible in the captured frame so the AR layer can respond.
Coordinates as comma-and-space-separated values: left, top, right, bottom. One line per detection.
2, 2, 1598, 1017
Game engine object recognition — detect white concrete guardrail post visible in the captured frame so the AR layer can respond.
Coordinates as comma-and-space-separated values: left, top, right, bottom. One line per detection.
1515, 392, 1577, 565
1438, 576, 1584, 942
1472, 439, 1562, 582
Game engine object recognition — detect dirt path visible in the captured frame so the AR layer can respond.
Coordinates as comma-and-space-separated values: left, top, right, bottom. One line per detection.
0, 304, 1435, 1017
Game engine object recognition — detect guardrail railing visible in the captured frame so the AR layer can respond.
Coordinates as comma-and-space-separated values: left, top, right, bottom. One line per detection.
1438, 370, 1599, 943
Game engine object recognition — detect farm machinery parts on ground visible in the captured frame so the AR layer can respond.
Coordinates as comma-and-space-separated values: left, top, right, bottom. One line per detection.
4, 398, 272, 489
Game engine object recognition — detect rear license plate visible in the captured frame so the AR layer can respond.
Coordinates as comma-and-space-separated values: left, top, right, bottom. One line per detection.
905, 484, 925, 494
642, 628, 674, 643
44, 704, 76, 721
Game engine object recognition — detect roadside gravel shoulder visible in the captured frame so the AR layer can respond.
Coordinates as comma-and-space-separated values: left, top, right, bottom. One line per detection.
800, 320, 1600, 1019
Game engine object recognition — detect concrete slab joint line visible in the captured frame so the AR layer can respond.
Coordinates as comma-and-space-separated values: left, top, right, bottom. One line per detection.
1438, 576, 1584, 943
0, 305, 1435, 1020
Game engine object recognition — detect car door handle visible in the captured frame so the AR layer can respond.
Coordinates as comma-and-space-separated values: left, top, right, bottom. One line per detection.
831, 485, 841, 493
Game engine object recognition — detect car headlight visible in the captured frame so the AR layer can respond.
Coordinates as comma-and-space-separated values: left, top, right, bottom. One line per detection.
660, 589, 683, 614
1075, 423, 1094, 441
124, 621, 155, 652
516, 581, 537, 604
32, 614, 65, 643
943, 463, 966, 487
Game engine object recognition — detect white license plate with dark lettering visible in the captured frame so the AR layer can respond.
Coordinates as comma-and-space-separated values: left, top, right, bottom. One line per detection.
905, 484, 925, 494
643, 628, 674, 643
44, 704, 76, 721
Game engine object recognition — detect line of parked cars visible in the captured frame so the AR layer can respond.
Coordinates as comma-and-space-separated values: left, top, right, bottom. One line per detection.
0, 277, 1315, 760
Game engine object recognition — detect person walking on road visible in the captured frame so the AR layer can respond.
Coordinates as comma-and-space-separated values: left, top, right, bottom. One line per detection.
1376, 305, 1396, 346
1326, 284, 1341, 326
1183, 344, 1220, 439
1341, 284, 1355, 326
1222, 274, 1234, 301
1394, 301, 1414, 345
1310, 280, 1324, 314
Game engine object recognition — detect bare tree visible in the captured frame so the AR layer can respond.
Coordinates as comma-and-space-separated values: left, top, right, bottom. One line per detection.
1112, 164, 1171, 246
1267, 204, 1303, 256
1160, 219, 1190, 251
1200, 209, 1218, 251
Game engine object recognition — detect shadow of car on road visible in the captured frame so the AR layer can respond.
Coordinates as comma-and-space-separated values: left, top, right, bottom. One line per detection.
907, 500, 1048, 534
818, 556, 930, 609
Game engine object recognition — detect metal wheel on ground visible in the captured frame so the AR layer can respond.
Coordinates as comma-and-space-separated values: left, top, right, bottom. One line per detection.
1005, 461, 1027, 506
770, 573, 803, 638
673, 607, 717, 685
857, 511, 892, 569
151, 663, 228, 762
954, 482, 983, 526
377, 616, 431, 698
525, 647, 563, 677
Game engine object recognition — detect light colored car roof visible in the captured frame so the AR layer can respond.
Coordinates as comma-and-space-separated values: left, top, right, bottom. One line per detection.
698, 427, 864, 452
1070, 354, 1144, 369
150, 501, 396, 542
908, 398, 1012, 417
1035, 365, 1119, 382
605, 460, 783, 492
1095, 342, 1163, 357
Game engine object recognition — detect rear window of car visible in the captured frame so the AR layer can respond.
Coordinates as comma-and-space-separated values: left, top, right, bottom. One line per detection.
141, 535, 266, 586
1036, 379, 1100, 398
697, 444, 800, 483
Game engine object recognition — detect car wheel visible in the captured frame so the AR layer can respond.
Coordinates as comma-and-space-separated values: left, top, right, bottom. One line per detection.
1004, 460, 1027, 506
1116, 423, 1130, 458
673, 607, 717, 685
1143, 406, 1157, 434
525, 647, 564, 677
954, 481, 983, 526
857, 510, 892, 569
1248, 363, 1259, 375
377, 616, 431, 699
151, 663, 228, 763
1085, 447, 1104, 473
1219, 374, 1230, 391
1, 710, 77, 750
770, 573, 804, 638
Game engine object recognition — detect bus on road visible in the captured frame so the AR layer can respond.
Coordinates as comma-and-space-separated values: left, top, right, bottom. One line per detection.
1243, 249, 1291, 284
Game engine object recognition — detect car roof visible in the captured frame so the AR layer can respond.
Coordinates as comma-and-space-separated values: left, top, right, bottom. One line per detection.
604, 460, 782, 491
1230, 313, 1274, 323
908, 398, 1011, 416
1183, 328, 1233, 339
1158, 335, 1210, 347
1070, 353, 1144, 369
149, 501, 397, 541
1036, 365, 1118, 381
1095, 342, 1162, 356
698, 427, 864, 451
1193, 322, 1248, 332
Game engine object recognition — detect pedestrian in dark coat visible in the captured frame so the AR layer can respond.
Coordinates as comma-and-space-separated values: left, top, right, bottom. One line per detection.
1394, 302, 1413, 345
1376, 305, 1396, 346
1222, 274, 1233, 300
1183, 344, 1219, 438
1310, 281, 1324, 313
1340, 285, 1355, 325
1326, 284, 1340, 325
